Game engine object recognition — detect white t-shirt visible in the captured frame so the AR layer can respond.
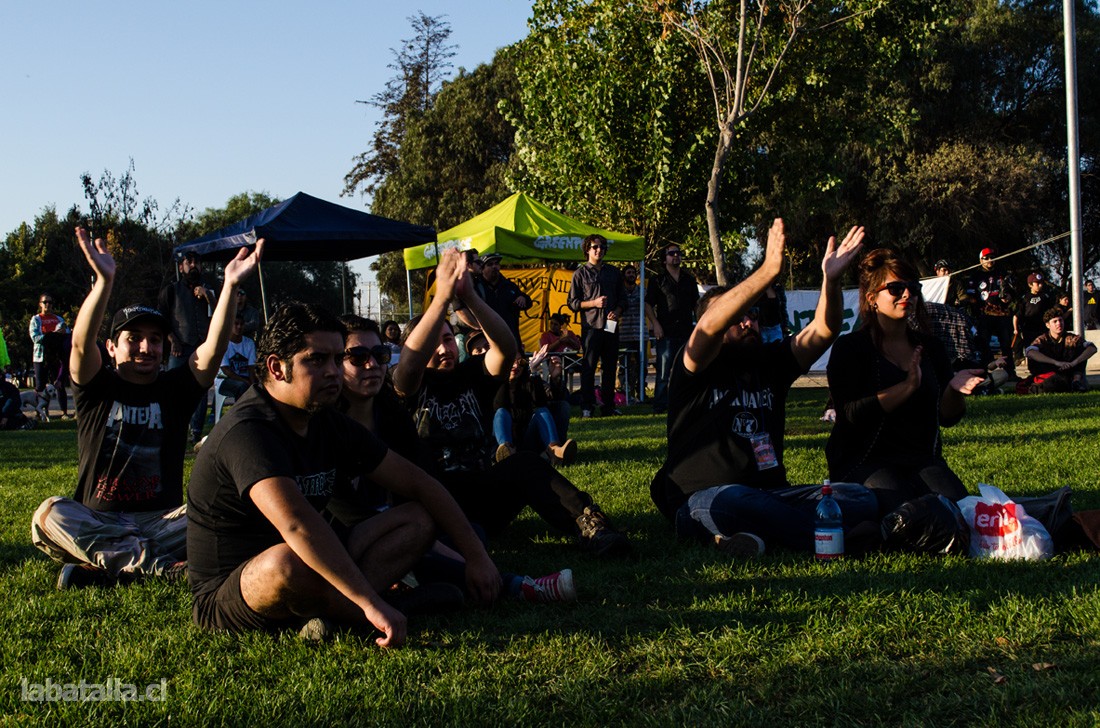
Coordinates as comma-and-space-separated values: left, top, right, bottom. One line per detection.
214, 337, 256, 387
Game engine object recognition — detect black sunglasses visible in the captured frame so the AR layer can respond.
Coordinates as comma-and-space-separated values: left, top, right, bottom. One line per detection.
876, 280, 922, 297
345, 345, 392, 368
666, 249, 681, 257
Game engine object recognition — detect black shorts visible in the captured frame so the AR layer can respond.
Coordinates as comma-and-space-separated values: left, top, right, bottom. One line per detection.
191, 560, 296, 633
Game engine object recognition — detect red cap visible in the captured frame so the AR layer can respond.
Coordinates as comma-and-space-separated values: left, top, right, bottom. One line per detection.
979, 248, 994, 260
1027, 272, 1043, 285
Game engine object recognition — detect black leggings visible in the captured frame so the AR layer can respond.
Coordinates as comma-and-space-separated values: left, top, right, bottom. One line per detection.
440, 452, 594, 537
849, 460, 968, 515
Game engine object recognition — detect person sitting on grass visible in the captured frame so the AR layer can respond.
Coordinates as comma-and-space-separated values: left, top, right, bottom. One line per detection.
330, 314, 575, 604
0, 379, 33, 430
394, 248, 630, 557
186, 302, 501, 645
31, 227, 262, 590
1024, 308, 1097, 393
650, 219, 876, 557
825, 248, 987, 512
491, 350, 577, 467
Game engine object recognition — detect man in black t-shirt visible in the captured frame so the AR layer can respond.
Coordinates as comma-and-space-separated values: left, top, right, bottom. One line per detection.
1014, 273, 1052, 361
31, 227, 263, 590
395, 248, 630, 557
187, 303, 499, 644
650, 219, 873, 554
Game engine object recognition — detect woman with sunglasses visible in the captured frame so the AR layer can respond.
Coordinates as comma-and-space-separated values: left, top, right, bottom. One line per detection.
332, 315, 576, 604
825, 248, 986, 510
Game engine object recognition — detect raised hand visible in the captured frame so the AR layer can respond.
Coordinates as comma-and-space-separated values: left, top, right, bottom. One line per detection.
762, 218, 786, 276
75, 226, 116, 281
224, 238, 265, 287
434, 248, 464, 302
822, 226, 866, 281
529, 344, 550, 370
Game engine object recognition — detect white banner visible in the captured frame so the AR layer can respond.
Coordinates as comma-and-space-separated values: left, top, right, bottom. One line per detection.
788, 276, 944, 372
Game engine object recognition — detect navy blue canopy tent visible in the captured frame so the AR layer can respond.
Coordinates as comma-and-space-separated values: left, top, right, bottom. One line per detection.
172, 191, 435, 262
172, 192, 436, 316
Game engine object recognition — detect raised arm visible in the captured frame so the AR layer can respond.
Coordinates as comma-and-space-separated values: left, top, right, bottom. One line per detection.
190, 241, 264, 388
454, 271, 517, 375
249, 476, 407, 648
393, 248, 463, 398
790, 226, 865, 370
69, 227, 116, 385
683, 218, 786, 374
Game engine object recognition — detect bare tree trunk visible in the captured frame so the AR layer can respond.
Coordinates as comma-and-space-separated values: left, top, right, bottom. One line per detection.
706, 126, 734, 285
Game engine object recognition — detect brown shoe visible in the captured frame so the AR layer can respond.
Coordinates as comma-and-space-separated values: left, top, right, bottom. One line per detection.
495, 442, 517, 462
546, 439, 578, 466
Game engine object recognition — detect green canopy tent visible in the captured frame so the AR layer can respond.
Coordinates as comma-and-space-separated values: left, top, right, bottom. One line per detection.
402, 192, 644, 270
403, 192, 650, 402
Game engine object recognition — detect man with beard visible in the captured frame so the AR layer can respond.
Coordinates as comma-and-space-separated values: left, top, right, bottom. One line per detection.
649, 219, 867, 555
159, 250, 217, 445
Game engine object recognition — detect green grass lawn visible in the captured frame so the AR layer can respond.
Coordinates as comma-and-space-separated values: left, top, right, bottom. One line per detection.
3, 389, 1099, 726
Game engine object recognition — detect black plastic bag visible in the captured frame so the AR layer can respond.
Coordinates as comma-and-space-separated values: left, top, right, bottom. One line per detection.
881, 494, 970, 555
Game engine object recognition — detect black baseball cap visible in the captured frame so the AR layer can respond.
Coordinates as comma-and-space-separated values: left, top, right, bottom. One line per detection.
110, 305, 170, 338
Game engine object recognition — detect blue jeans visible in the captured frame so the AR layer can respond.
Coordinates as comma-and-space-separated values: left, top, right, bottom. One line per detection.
493, 407, 563, 450
675, 483, 879, 552
653, 336, 685, 411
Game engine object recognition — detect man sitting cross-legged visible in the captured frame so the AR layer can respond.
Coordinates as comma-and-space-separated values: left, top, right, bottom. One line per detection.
1024, 307, 1097, 393
31, 227, 262, 589
394, 248, 630, 557
186, 302, 500, 646
650, 219, 878, 556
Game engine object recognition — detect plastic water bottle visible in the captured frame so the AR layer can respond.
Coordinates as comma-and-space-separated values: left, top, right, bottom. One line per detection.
815, 480, 844, 560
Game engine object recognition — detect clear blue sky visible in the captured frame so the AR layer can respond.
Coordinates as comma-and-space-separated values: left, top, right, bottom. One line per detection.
0, 1, 532, 311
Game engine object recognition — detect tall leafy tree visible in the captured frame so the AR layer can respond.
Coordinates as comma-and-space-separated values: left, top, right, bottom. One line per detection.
343, 12, 457, 200
510, 0, 715, 271
342, 12, 458, 311
656, 0, 823, 284
369, 48, 523, 308
0, 162, 190, 368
